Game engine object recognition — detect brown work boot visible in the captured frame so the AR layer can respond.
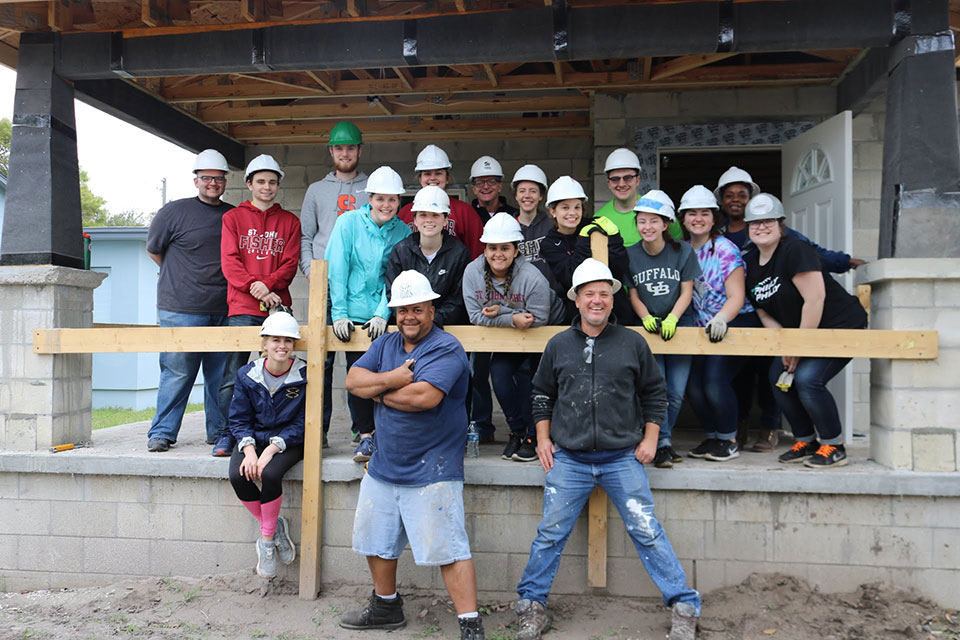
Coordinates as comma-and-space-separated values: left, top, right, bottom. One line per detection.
669, 602, 698, 640
515, 598, 549, 640
750, 429, 779, 452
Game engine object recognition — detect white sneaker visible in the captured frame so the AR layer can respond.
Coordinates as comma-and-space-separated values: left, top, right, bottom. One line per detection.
274, 515, 296, 565
256, 537, 277, 578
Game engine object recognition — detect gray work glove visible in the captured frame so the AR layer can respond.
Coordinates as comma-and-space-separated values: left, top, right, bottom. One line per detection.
705, 312, 728, 343
362, 316, 387, 340
332, 318, 355, 342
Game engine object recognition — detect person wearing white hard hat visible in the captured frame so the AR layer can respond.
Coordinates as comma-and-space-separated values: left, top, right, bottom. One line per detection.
343, 271, 484, 639
145, 149, 236, 453
512, 164, 556, 286
398, 145, 485, 259
514, 258, 700, 640
462, 212, 565, 463
325, 166, 412, 462
677, 185, 747, 463
743, 194, 867, 469
626, 190, 701, 469
470, 155, 518, 225
213, 154, 301, 457
225, 311, 306, 579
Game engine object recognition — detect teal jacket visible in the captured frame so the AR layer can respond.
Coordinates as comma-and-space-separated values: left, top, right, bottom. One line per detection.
325, 205, 411, 322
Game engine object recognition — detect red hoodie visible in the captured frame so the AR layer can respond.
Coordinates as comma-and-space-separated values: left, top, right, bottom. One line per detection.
398, 196, 484, 259
221, 201, 301, 317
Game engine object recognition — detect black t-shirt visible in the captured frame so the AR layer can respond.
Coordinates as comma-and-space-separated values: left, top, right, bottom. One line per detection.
745, 234, 867, 329
146, 196, 234, 315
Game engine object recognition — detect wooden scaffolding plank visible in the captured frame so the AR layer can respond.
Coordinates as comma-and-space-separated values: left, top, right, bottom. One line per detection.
587, 232, 609, 588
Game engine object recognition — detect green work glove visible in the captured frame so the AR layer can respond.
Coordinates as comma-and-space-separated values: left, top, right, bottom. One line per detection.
641, 315, 661, 334
660, 313, 679, 341
594, 216, 619, 236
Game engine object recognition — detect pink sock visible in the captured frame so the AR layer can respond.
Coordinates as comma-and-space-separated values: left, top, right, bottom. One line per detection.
260, 496, 283, 538
241, 500, 262, 523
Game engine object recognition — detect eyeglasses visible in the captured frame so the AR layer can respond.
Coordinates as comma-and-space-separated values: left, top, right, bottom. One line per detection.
472, 178, 501, 187
583, 337, 595, 364
607, 174, 639, 184
748, 219, 779, 228
197, 176, 227, 184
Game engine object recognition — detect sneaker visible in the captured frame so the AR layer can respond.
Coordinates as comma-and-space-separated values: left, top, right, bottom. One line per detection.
512, 438, 538, 462
668, 446, 683, 463
478, 431, 496, 445
687, 438, 715, 459
211, 433, 234, 457
778, 440, 819, 463
255, 537, 277, 578
340, 590, 406, 630
322, 434, 330, 449
274, 515, 296, 565
704, 439, 739, 462
654, 446, 674, 468
502, 432, 523, 460
147, 438, 171, 452
459, 616, 485, 640
669, 602, 698, 640
351, 429, 361, 444
353, 436, 374, 463
804, 444, 848, 469
515, 599, 549, 640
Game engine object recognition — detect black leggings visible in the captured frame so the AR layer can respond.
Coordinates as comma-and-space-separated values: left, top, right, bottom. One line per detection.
229, 443, 304, 503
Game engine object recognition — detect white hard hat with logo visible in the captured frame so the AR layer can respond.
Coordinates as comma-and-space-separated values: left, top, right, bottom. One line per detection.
714, 166, 761, 200
479, 211, 524, 244
603, 148, 642, 173
388, 270, 442, 308
744, 193, 786, 223
546, 176, 588, 207
364, 166, 406, 195
415, 144, 453, 171
634, 189, 677, 222
470, 155, 503, 179
245, 154, 285, 182
259, 311, 301, 339
567, 258, 622, 300
411, 185, 450, 214
511, 164, 548, 191
193, 149, 229, 173
678, 185, 719, 212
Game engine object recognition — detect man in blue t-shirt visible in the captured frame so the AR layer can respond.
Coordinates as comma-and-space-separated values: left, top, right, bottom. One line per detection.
341, 271, 483, 640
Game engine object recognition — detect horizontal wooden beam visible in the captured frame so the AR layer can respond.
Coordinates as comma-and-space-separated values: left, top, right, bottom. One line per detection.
247, 128, 593, 144
649, 52, 738, 81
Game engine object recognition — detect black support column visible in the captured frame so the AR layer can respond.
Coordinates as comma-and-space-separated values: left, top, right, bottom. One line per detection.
0, 33, 83, 268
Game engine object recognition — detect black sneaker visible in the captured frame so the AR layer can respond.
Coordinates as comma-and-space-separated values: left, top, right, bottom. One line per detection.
778, 440, 820, 463
478, 431, 496, 444
147, 438, 171, 452
512, 438, 538, 462
502, 432, 523, 460
804, 444, 848, 469
668, 446, 683, 463
687, 438, 715, 459
339, 590, 405, 630
654, 446, 674, 468
705, 439, 739, 461
459, 616, 485, 640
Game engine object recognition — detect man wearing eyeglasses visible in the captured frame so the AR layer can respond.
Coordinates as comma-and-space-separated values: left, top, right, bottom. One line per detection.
145, 149, 235, 452
469, 155, 517, 225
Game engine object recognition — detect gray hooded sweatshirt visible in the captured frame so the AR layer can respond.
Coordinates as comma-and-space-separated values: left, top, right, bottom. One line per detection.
299, 170, 368, 276
461, 254, 564, 327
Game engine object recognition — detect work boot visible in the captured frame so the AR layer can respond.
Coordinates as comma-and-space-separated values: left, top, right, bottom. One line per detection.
255, 537, 277, 578
459, 616, 485, 639
274, 515, 296, 565
515, 599, 549, 640
669, 602, 698, 640
339, 590, 406, 630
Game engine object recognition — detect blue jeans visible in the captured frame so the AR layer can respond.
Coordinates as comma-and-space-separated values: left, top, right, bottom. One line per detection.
489, 353, 537, 438
686, 354, 742, 440
768, 356, 850, 445
516, 450, 700, 613
148, 310, 228, 444
218, 314, 265, 430
469, 352, 494, 436
733, 313, 781, 431
653, 353, 692, 447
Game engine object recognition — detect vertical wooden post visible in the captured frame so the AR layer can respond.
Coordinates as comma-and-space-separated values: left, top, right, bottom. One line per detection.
587, 232, 609, 588
299, 260, 329, 599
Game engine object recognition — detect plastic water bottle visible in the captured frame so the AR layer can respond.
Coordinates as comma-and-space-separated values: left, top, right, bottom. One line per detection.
466, 421, 480, 458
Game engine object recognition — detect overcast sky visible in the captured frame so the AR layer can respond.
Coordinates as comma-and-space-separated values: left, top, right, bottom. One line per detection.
0, 66, 198, 216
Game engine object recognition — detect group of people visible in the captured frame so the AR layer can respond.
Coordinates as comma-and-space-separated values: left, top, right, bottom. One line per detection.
145, 120, 869, 640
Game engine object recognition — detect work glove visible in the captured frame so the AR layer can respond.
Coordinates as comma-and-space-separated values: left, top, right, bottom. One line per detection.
705, 312, 728, 343
660, 313, 679, 341
641, 315, 661, 334
332, 318, 355, 343
362, 316, 387, 340
578, 216, 619, 237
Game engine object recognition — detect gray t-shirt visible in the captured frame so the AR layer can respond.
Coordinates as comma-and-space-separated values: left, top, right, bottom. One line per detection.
626, 241, 701, 320
146, 196, 234, 315
262, 363, 291, 396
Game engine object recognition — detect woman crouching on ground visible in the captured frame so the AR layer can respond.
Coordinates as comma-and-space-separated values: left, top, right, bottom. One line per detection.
227, 311, 306, 578
743, 194, 867, 469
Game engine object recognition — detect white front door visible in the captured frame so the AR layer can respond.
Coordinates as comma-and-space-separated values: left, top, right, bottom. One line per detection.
781, 110, 855, 443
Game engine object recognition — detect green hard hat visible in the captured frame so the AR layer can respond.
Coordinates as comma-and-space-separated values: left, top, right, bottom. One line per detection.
328, 120, 363, 146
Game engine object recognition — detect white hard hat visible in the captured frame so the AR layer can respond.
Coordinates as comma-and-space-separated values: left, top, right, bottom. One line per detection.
678, 185, 718, 212
714, 166, 760, 200
388, 270, 441, 308
744, 193, 786, 223
411, 185, 450, 214
479, 211, 524, 244
511, 164, 548, 191
415, 144, 452, 172
193, 149, 229, 173
567, 258, 622, 300
546, 176, 588, 207
470, 155, 503, 179
634, 189, 677, 222
603, 148, 642, 174
259, 311, 301, 339
245, 154, 284, 182
365, 166, 406, 195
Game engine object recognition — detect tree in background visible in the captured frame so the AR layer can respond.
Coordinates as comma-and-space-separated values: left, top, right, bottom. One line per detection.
0, 117, 10, 176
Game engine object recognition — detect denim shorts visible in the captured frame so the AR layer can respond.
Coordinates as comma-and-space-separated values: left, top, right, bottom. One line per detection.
352, 473, 472, 566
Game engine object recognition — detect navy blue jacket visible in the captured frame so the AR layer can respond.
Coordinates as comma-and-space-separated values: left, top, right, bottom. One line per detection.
227, 356, 306, 450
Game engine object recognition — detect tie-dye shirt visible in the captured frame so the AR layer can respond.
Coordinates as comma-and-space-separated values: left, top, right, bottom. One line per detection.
690, 236, 751, 326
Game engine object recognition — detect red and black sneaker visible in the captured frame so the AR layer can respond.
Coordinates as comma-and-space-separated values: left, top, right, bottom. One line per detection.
512, 437, 538, 462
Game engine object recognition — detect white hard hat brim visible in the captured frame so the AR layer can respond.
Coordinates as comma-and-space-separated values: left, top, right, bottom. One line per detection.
387, 291, 441, 308
567, 278, 622, 301
714, 180, 761, 200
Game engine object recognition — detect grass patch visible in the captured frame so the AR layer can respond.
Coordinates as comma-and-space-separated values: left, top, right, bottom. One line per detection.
93, 403, 203, 430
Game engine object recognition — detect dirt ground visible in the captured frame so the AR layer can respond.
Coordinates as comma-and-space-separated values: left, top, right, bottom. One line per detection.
1, 572, 957, 640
